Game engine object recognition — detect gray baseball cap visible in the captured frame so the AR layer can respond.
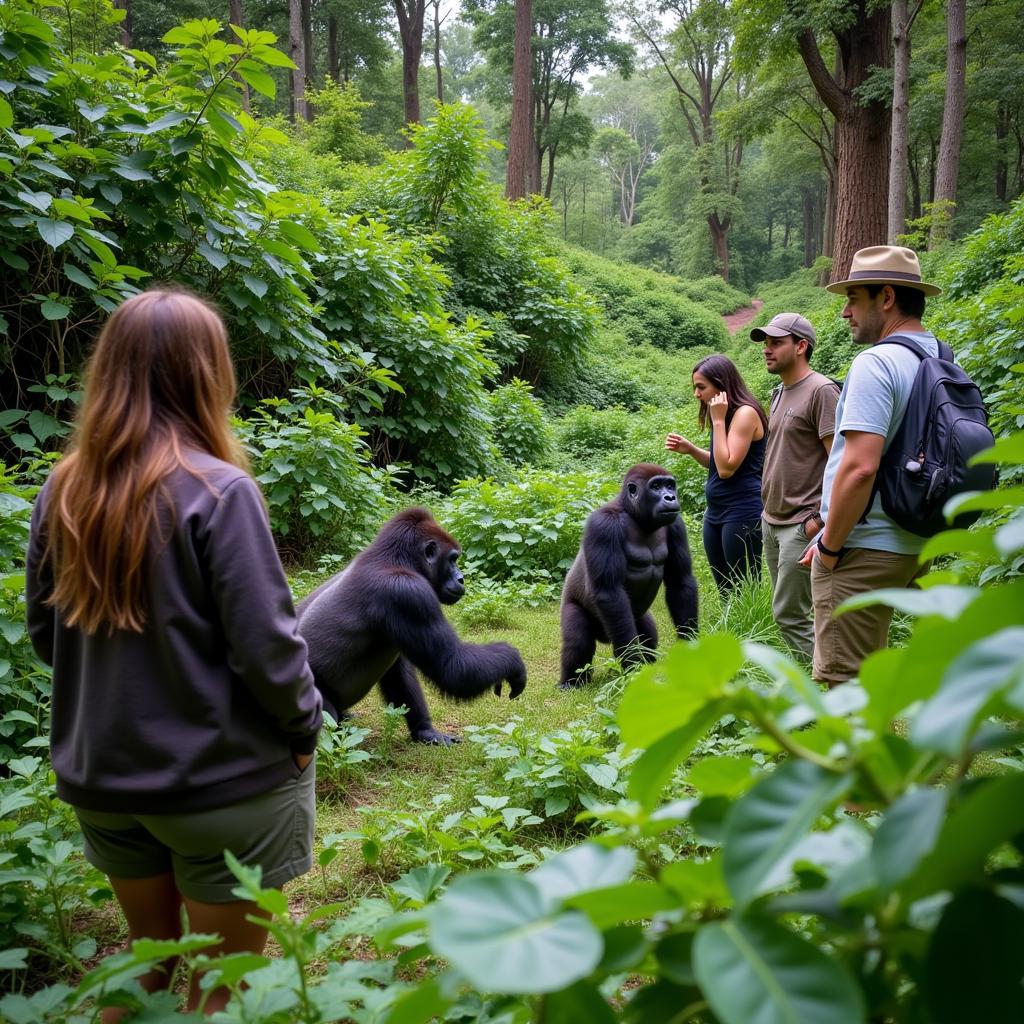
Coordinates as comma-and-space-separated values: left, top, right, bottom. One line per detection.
750, 312, 817, 348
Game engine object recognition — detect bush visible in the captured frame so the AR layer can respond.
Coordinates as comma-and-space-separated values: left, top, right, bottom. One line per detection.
488, 379, 550, 467
236, 389, 398, 564
436, 468, 618, 581
559, 246, 731, 351
551, 405, 707, 515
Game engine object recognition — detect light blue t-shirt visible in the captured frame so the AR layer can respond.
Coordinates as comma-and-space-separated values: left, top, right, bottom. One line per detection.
820, 331, 939, 555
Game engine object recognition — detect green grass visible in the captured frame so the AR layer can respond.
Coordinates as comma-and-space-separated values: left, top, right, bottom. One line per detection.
287, 542, 780, 912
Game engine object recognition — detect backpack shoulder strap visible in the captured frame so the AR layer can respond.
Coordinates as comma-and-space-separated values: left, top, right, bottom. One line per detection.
876, 333, 955, 363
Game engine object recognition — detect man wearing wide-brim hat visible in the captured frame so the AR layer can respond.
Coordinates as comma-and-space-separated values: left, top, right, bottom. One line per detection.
798, 246, 939, 685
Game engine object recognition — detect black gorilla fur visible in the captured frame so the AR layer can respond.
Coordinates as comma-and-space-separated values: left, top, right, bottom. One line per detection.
559, 463, 698, 688
297, 508, 527, 745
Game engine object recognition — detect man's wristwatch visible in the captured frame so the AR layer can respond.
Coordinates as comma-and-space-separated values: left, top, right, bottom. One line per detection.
816, 537, 845, 559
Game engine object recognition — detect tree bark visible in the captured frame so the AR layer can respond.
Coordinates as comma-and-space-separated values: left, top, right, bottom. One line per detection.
802, 186, 819, 267
228, 0, 250, 111
327, 14, 339, 82
823, 164, 837, 261
709, 215, 730, 282
888, 0, 919, 243
795, 1, 891, 284
930, 0, 966, 247
432, 0, 445, 102
288, 0, 309, 120
114, 0, 132, 47
302, 0, 314, 91
394, 0, 426, 139
995, 100, 1009, 203
909, 147, 922, 219
506, 0, 533, 199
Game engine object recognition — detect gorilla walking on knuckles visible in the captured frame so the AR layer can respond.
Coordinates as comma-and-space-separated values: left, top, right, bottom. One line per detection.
297, 508, 526, 745
559, 463, 698, 689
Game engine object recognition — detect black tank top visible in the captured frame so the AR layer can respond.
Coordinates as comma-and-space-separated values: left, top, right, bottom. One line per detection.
704, 428, 766, 525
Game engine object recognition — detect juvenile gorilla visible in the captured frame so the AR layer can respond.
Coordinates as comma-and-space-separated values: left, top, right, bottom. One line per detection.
297, 508, 527, 745
559, 463, 698, 688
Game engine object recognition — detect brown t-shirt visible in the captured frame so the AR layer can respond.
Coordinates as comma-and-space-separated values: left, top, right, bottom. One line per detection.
762, 371, 840, 525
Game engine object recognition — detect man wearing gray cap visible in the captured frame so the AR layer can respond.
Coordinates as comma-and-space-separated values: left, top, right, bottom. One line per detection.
798, 245, 938, 684
751, 313, 840, 662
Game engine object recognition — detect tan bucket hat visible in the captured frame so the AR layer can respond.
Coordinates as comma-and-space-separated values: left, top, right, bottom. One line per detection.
826, 245, 941, 296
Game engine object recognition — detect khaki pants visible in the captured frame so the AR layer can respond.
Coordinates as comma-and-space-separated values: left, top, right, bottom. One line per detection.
811, 547, 929, 685
762, 518, 814, 663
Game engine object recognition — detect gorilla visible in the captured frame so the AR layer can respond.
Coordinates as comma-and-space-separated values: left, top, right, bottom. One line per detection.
297, 508, 527, 745
559, 463, 698, 688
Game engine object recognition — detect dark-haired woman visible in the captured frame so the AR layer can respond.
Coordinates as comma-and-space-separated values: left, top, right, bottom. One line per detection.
25, 289, 322, 1018
666, 354, 768, 593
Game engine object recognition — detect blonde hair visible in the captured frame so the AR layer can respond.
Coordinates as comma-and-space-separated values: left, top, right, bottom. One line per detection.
45, 288, 249, 634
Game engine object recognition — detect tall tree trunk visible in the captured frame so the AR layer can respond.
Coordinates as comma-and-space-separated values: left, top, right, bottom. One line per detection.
709, 215, 730, 282
432, 0, 444, 102
888, 0, 917, 243
288, 0, 309, 121
802, 187, 819, 267
995, 100, 1009, 203
505, 0, 533, 199
823, 166, 837, 261
909, 147, 922, 219
394, 0, 426, 139
327, 14, 339, 82
796, 1, 891, 284
928, 136, 937, 203
544, 146, 557, 199
930, 0, 966, 246
114, 0, 133, 47
302, 0, 314, 92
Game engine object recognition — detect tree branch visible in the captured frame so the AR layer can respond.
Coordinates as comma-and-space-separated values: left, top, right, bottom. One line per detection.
795, 26, 847, 120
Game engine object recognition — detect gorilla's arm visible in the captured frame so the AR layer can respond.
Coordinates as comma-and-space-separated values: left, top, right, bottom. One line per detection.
378, 658, 458, 745
664, 518, 699, 638
582, 511, 645, 664
379, 573, 526, 699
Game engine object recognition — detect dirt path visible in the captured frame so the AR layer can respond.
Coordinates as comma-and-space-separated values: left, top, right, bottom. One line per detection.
723, 298, 763, 336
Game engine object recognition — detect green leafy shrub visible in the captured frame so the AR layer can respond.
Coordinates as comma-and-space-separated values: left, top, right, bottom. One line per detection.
487, 379, 550, 467
932, 201, 1024, 444
436, 468, 618, 581
561, 246, 730, 352
451, 577, 559, 629
236, 388, 398, 563
344, 104, 600, 388
551, 405, 707, 515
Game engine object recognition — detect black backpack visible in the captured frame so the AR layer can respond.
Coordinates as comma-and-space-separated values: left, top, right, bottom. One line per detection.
867, 335, 997, 537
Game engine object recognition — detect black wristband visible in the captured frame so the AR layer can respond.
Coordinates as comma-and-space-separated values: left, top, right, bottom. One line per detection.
817, 537, 845, 558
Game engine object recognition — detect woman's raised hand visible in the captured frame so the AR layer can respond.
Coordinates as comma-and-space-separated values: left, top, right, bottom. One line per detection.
665, 432, 691, 454
708, 391, 729, 423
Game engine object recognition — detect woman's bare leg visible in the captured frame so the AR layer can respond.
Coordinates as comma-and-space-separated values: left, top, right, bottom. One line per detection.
181, 897, 270, 1014
102, 873, 181, 1023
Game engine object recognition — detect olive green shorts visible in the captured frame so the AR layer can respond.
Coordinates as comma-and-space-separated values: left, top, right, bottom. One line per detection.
73, 760, 316, 903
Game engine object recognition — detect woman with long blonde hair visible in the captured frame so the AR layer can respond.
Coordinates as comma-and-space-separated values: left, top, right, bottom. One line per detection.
25, 289, 322, 1017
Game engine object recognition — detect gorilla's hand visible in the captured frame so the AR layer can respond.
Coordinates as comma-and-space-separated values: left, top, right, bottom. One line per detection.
491, 645, 527, 699
411, 726, 461, 745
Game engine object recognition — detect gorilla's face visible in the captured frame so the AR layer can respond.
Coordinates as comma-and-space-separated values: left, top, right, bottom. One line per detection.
629, 474, 680, 527
426, 540, 465, 604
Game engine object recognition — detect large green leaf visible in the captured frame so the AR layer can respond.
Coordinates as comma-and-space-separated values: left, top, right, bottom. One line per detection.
870, 787, 947, 891
904, 772, 1024, 900
0, 96, 12, 129
686, 755, 759, 798
428, 873, 602, 993
723, 760, 852, 907
546, 980, 617, 1024
912, 627, 1024, 755
36, 218, 74, 249
925, 887, 1024, 1023
627, 700, 727, 808
530, 844, 635, 907
567, 881, 679, 928
693, 914, 865, 1024
618, 634, 742, 749
861, 580, 1024, 731
837, 585, 979, 619
970, 433, 1024, 465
